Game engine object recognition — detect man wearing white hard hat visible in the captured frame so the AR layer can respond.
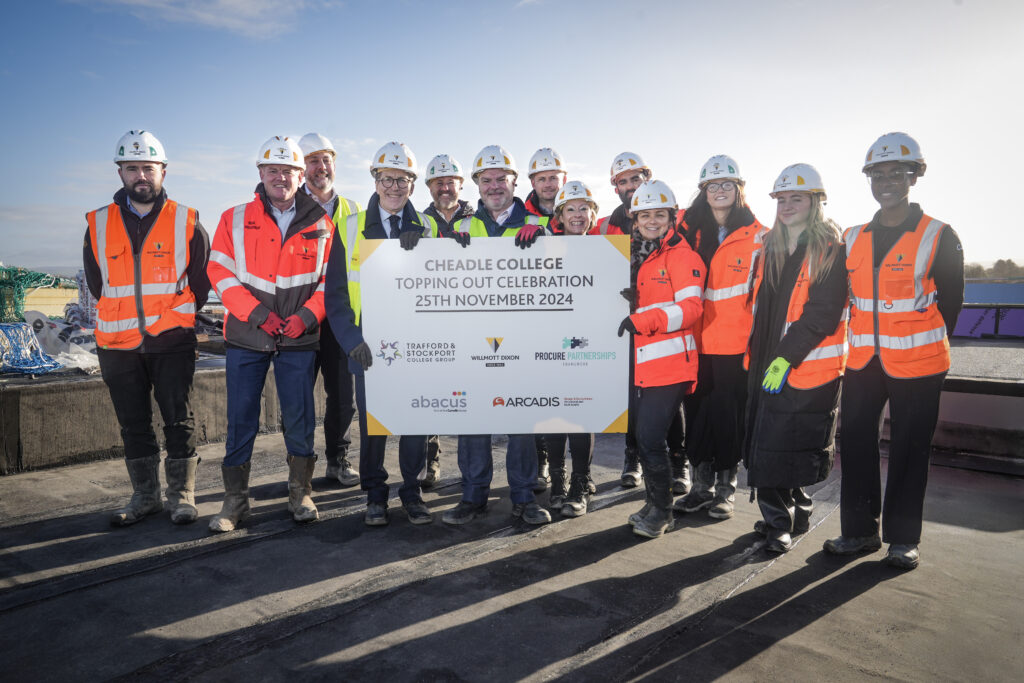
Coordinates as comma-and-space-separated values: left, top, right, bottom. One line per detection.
298, 133, 362, 488
85, 130, 210, 528
423, 153, 475, 237
206, 136, 334, 532
325, 141, 440, 527
592, 151, 652, 236
441, 144, 552, 527
522, 147, 567, 493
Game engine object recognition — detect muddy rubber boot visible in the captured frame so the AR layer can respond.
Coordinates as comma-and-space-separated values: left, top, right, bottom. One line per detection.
209, 463, 251, 533
670, 451, 691, 495
620, 448, 642, 488
674, 460, 715, 512
708, 466, 739, 520
110, 455, 164, 527
287, 455, 319, 523
633, 473, 674, 538
629, 476, 654, 527
164, 455, 199, 524
561, 474, 591, 518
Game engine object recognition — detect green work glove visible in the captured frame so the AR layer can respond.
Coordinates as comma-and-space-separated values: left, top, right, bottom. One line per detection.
762, 357, 791, 394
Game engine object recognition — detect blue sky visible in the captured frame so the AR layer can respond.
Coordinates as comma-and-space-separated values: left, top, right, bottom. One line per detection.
2, 0, 1021, 270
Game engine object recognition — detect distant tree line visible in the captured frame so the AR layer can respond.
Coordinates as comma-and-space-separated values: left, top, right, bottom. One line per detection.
964, 259, 1024, 280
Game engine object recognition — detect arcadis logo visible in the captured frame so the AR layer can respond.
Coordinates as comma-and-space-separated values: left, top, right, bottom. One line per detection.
492, 396, 560, 408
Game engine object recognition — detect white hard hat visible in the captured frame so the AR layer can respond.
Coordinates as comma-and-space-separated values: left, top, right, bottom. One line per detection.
424, 154, 464, 183
472, 144, 518, 180
699, 154, 743, 187
257, 136, 304, 169
630, 179, 677, 213
771, 163, 827, 200
114, 130, 167, 164
528, 147, 565, 176
863, 131, 926, 176
371, 141, 418, 179
299, 133, 335, 158
554, 180, 599, 213
609, 151, 648, 181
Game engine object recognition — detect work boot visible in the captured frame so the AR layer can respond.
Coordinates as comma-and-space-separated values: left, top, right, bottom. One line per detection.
632, 506, 674, 538
420, 442, 441, 489
110, 455, 164, 527
442, 500, 486, 525
670, 451, 691, 495
707, 467, 739, 519
629, 476, 655, 526
674, 460, 715, 512
620, 448, 642, 488
209, 463, 251, 533
325, 454, 359, 487
534, 437, 551, 493
287, 455, 318, 523
549, 461, 568, 509
561, 474, 591, 518
512, 500, 552, 525
164, 455, 199, 525
823, 534, 882, 555
364, 501, 389, 526
884, 544, 920, 570
403, 499, 433, 525
765, 529, 793, 554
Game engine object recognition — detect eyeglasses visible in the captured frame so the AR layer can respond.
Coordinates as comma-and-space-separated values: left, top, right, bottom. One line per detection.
867, 169, 915, 183
705, 181, 736, 193
377, 175, 411, 189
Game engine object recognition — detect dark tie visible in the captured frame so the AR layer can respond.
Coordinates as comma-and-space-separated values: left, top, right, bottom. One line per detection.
388, 214, 401, 239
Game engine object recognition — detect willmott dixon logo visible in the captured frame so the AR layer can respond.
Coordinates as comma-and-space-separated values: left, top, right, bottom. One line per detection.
377, 340, 401, 366
486, 337, 503, 352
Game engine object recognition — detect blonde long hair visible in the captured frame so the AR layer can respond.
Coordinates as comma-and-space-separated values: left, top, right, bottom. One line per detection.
763, 194, 841, 288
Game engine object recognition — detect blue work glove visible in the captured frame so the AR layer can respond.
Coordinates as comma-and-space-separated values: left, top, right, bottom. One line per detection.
762, 357, 791, 394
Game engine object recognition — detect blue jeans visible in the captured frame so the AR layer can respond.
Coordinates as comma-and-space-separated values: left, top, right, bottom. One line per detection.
354, 373, 427, 505
224, 348, 316, 466
457, 434, 538, 506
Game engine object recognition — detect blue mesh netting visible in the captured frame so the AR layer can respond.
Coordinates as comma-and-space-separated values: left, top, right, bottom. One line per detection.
0, 323, 63, 374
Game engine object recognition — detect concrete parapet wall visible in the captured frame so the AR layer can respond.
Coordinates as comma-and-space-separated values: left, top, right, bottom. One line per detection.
0, 368, 327, 474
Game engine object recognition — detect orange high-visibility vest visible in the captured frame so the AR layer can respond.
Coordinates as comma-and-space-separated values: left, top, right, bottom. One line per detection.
589, 215, 627, 236
87, 200, 197, 349
700, 219, 768, 355
748, 256, 848, 389
844, 213, 950, 378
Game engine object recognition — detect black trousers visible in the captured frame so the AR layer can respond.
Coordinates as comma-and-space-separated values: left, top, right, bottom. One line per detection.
757, 487, 813, 532
636, 382, 689, 508
839, 356, 946, 544
625, 336, 685, 454
354, 372, 426, 505
687, 353, 747, 469
545, 433, 595, 483
98, 348, 196, 461
315, 318, 356, 467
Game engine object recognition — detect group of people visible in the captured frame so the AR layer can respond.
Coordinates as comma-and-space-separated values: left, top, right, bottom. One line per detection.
85, 128, 963, 572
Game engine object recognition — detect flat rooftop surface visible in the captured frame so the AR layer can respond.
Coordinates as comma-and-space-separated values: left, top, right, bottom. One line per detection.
1, 433, 1021, 681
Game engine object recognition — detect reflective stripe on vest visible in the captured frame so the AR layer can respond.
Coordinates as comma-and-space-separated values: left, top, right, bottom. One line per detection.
700, 222, 767, 354
89, 200, 196, 348
845, 214, 949, 377
636, 334, 697, 364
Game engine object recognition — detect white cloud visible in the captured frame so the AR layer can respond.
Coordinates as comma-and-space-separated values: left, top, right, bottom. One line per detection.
77, 0, 336, 39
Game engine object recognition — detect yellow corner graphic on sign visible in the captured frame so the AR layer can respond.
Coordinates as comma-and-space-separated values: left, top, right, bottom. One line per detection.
602, 410, 629, 433
604, 234, 630, 261
361, 238, 384, 264
366, 411, 393, 436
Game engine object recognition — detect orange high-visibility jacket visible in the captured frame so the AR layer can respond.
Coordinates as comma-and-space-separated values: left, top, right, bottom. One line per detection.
748, 255, 849, 389
87, 200, 197, 350
207, 193, 332, 352
844, 213, 950, 378
590, 215, 627, 236
698, 219, 768, 354
629, 233, 706, 387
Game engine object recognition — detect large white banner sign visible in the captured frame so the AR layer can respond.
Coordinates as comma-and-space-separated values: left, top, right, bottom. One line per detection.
359, 235, 631, 435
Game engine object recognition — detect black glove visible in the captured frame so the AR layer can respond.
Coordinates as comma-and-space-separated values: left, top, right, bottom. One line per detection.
452, 232, 471, 248
617, 317, 637, 337
349, 341, 373, 371
619, 287, 635, 303
399, 230, 421, 251
514, 224, 542, 249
